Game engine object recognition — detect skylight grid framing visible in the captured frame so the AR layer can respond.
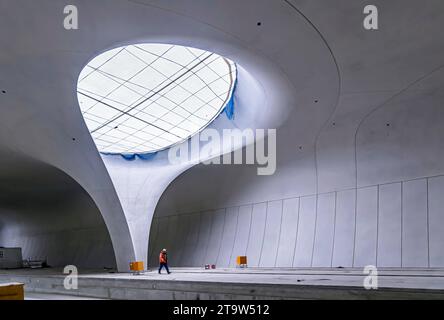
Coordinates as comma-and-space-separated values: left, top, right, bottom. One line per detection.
77, 44, 236, 154
94, 68, 235, 153
78, 51, 219, 133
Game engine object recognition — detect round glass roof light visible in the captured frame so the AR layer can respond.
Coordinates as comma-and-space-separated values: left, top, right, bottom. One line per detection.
77, 43, 237, 154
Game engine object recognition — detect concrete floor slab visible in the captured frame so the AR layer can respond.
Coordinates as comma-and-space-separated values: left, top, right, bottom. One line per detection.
1, 267, 444, 299
25, 292, 105, 300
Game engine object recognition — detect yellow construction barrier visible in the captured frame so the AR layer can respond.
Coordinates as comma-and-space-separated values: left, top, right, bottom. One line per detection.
236, 256, 248, 267
0, 283, 24, 300
129, 261, 144, 274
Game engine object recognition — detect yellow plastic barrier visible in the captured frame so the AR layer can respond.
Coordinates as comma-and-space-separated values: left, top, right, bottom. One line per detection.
236, 256, 247, 267
129, 261, 144, 272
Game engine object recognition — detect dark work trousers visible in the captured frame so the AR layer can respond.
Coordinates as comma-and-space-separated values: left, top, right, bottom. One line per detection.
158, 263, 170, 274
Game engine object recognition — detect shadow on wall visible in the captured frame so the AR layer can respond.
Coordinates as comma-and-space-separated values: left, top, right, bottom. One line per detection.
0, 153, 116, 269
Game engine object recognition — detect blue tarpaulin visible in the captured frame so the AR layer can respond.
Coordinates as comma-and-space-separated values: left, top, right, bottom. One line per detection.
101, 152, 158, 161
224, 78, 237, 120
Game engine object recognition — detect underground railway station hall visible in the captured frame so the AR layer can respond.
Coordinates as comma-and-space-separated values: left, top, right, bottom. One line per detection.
1, 0, 444, 306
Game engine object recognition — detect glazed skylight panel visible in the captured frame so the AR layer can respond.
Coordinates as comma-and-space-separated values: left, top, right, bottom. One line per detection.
77, 44, 236, 154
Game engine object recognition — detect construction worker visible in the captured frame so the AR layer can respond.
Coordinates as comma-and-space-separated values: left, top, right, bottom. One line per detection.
158, 248, 171, 274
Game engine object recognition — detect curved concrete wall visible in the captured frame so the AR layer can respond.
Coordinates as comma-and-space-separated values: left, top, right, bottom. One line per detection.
0, 0, 332, 271
152, 174, 444, 268
150, 1, 444, 269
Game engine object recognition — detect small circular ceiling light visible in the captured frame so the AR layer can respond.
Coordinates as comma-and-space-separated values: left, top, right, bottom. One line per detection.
77, 43, 237, 154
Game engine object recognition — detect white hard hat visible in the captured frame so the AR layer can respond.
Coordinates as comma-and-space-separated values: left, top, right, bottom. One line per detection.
162, 248, 167, 252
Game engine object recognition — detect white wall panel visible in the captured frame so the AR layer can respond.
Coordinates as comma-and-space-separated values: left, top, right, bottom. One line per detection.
402, 179, 429, 267
259, 200, 283, 267
276, 198, 300, 267
217, 207, 239, 267
246, 203, 267, 267
181, 213, 201, 267
354, 186, 377, 267
293, 196, 316, 267
164, 215, 179, 264
148, 218, 159, 266
229, 205, 253, 267
170, 214, 191, 267
152, 217, 169, 265
331, 189, 355, 267
312, 192, 336, 267
204, 209, 226, 265
377, 183, 402, 267
429, 176, 444, 267
194, 211, 213, 266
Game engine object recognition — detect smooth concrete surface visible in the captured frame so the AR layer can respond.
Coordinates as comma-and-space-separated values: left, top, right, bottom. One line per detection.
3, 268, 444, 300
152, 0, 444, 274
0, 0, 335, 271
150, 174, 444, 269
25, 292, 105, 300
1, 0, 444, 282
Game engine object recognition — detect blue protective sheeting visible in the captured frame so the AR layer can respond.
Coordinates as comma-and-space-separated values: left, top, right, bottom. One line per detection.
101, 152, 158, 161
121, 153, 136, 161
137, 152, 158, 161
224, 78, 237, 120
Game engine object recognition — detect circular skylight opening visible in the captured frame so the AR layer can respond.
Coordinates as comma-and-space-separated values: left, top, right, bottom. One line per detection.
77, 43, 237, 154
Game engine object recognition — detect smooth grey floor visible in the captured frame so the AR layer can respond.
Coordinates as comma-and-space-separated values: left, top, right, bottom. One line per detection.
92, 268, 444, 291
3, 267, 444, 299
3, 267, 444, 290
25, 292, 104, 300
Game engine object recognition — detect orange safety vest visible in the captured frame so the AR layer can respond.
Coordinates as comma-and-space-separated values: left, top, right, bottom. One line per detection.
159, 252, 167, 264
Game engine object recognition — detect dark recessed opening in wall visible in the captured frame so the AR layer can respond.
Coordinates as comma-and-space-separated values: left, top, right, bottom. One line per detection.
314, 99, 319, 103
0, 151, 117, 269
72, 138, 76, 141
1, 90, 6, 94
257, 22, 262, 26
386, 123, 391, 127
